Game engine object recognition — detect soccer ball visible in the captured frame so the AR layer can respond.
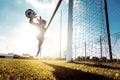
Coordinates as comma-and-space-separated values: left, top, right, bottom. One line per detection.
25, 9, 37, 18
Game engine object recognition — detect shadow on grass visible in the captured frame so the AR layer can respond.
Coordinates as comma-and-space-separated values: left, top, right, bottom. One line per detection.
43, 62, 113, 80
73, 61, 120, 70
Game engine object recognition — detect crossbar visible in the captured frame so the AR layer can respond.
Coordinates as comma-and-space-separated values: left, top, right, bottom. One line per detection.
46, 0, 62, 29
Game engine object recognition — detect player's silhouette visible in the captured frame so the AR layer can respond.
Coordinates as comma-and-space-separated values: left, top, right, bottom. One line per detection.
29, 16, 47, 57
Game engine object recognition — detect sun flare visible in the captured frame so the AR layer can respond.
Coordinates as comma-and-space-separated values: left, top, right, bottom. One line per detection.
6, 23, 39, 56
5, 23, 67, 58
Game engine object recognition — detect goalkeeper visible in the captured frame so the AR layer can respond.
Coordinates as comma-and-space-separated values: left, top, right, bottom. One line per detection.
29, 16, 47, 57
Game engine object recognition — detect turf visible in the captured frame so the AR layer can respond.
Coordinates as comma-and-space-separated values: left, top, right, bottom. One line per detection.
0, 58, 120, 80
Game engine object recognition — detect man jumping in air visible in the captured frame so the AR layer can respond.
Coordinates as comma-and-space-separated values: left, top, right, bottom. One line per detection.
29, 16, 47, 57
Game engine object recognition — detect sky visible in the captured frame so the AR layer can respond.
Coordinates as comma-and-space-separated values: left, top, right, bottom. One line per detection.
0, 0, 120, 58
0, 0, 59, 57
107, 0, 120, 34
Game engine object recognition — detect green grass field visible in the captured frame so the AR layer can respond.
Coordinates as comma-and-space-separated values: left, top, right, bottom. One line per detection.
0, 58, 120, 80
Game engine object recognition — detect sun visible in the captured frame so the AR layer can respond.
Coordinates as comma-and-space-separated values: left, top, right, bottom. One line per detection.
7, 23, 39, 56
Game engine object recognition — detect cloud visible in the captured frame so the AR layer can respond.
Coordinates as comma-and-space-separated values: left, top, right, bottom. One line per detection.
0, 36, 6, 41
26, 0, 58, 11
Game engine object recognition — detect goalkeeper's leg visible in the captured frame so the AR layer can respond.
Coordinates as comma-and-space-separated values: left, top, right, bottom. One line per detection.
36, 38, 44, 57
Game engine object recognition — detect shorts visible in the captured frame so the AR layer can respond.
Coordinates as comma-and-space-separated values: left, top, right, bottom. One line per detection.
37, 35, 44, 42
